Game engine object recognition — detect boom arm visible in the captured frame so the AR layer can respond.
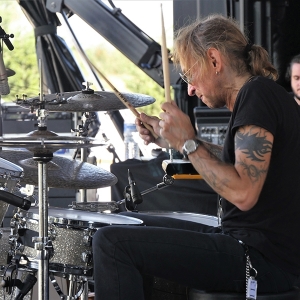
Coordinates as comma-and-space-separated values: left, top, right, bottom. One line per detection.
46, 0, 180, 88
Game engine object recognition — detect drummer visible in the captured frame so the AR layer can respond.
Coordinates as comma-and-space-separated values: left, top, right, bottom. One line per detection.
92, 14, 300, 299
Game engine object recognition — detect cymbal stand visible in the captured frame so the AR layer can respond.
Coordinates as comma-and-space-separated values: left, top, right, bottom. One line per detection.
33, 59, 52, 300
73, 104, 98, 203
32, 152, 52, 300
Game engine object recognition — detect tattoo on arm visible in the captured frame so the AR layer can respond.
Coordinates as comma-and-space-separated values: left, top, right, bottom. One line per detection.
202, 141, 223, 160
235, 127, 272, 183
235, 129, 272, 161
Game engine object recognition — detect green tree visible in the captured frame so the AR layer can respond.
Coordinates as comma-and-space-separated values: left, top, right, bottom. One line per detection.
0, 1, 40, 102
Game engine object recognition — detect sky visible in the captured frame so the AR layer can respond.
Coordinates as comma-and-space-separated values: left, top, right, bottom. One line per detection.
56, 1, 174, 49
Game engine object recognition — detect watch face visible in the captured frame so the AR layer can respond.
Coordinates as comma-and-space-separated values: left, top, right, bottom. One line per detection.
184, 139, 198, 154
186, 140, 196, 150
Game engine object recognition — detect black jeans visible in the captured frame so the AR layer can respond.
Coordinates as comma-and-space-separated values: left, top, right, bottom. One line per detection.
92, 212, 298, 300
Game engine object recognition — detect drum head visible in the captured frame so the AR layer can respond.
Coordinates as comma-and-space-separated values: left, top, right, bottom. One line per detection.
141, 211, 218, 227
20, 207, 143, 227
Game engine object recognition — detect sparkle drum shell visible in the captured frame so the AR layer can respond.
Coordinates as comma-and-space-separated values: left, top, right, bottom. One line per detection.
0, 157, 23, 226
0, 228, 12, 269
14, 207, 143, 275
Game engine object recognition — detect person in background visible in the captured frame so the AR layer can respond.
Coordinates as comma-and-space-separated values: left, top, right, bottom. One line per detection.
92, 14, 300, 300
286, 54, 300, 104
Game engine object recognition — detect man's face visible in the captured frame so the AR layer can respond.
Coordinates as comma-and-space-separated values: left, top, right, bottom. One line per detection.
291, 62, 300, 100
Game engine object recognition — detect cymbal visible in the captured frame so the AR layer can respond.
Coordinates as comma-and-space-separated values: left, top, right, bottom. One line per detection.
15, 90, 156, 112
0, 149, 118, 189
0, 129, 105, 152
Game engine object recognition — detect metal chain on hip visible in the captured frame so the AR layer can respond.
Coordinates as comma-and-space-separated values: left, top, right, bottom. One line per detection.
239, 241, 258, 300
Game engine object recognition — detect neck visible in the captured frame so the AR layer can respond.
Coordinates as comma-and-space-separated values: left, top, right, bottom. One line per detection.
226, 74, 254, 111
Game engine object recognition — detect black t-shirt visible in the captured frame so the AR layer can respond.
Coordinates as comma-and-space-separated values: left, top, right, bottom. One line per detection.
221, 76, 300, 275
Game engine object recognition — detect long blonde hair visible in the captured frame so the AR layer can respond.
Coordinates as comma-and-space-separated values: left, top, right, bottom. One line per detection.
173, 14, 278, 80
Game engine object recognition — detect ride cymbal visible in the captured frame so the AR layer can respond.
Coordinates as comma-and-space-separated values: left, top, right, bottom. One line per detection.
16, 90, 156, 112
0, 149, 118, 189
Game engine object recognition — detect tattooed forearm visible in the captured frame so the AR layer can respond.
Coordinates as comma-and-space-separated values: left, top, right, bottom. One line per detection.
202, 141, 223, 160
192, 153, 229, 193
235, 127, 272, 162
237, 159, 268, 183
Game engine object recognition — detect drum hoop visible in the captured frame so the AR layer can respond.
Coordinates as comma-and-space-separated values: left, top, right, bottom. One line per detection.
18, 207, 144, 227
143, 211, 218, 220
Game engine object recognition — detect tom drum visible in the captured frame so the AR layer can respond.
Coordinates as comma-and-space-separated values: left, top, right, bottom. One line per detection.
12, 207, 143, 276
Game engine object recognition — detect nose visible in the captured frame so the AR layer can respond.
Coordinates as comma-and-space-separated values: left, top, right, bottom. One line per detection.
187, 84, 196, 96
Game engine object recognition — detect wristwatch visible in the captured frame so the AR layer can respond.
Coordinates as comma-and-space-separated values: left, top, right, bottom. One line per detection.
182, 139, 200, 157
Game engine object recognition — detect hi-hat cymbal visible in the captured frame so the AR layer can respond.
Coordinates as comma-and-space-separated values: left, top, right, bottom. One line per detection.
0, 149, 118, 189
15, 90, 156, 112
0, 129, 105, 153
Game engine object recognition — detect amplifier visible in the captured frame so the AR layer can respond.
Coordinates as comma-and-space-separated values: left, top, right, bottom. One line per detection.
0, 102, 73, 135
194, 107, 231, 146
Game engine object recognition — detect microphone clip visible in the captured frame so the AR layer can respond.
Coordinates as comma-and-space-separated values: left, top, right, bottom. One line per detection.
123, 169, 143, 211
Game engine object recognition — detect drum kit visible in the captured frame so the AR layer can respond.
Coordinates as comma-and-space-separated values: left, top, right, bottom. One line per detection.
0, 82, 156, 300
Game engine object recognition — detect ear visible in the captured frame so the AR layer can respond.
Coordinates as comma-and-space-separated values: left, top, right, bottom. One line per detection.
207, 48, 222, 73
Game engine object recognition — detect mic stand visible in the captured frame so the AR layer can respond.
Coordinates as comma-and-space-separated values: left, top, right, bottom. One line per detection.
121, 174, 174, 211
0, 16, 14, 139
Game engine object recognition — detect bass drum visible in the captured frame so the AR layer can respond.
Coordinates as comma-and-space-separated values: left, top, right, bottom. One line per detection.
13, 207, 143, 276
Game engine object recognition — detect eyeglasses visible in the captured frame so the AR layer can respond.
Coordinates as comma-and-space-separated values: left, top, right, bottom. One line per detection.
179, 61, 198, 85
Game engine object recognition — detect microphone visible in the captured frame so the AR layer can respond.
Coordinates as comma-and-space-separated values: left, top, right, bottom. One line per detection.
15, 274, 37, 300
0, 48, 9, 95
0, 190, 31, 210
128, 169, 143, 205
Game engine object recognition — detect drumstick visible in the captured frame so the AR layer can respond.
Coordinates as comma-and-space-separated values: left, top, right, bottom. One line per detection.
89, 61, 158, 139
161, 4, 171, 102
160, 4, 174, 161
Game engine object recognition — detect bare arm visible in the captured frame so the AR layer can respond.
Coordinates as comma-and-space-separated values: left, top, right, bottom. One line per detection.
188, 125, 273, 211
201, 141, 223, 160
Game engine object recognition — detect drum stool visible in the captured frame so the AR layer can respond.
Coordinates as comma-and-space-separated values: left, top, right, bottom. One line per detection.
188, 286, 300, 300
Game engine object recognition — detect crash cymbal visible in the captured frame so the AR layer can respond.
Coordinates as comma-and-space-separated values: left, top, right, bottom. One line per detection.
0, 149, 118, 189
15, 90, 156, 112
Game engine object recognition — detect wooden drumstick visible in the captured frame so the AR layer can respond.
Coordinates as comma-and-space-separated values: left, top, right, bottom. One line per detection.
90, 61, 158, 139
161, 4, 171, 103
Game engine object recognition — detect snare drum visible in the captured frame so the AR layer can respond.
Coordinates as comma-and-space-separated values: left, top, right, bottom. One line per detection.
0, 157, 24, 226
13, 207, 143, 276
141, 211, 218, 227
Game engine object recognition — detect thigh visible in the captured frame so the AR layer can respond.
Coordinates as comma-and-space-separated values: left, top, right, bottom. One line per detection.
93, 225, 246, 292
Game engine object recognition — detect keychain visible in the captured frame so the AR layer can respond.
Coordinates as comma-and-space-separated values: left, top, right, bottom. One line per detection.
246, 253, 258, 300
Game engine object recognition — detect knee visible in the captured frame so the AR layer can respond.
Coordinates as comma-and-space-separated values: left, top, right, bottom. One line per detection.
92, 226, 115, 251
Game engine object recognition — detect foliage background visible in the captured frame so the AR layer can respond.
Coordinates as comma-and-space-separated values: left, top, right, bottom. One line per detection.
0, 1, 171, 117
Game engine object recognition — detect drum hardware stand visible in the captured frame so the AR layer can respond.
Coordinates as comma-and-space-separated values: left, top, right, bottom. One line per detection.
19, 184, 39, 207
71, 85, 98, 203
102, 133, 121, 163
49, 272, 87, 300
1, 253, 37, 299
121, 173, 174, 211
